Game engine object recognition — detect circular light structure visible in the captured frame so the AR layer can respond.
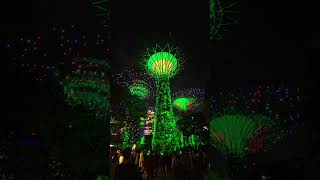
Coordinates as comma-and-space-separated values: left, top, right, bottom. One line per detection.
128, 80, 150, 99
146, 52, 178, 77
173, 97, 195, 111
63, 57, 110, 113
143, 44, 182, 79
210, 114, 271, 159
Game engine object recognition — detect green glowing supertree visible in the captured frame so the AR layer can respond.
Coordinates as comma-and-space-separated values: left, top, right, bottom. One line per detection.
122, 80, 149, 146
173, 97, 195, 112
142, 43, 183, 153
63, 58, 110, 118
129, 80, 150, 99
210, 0, 239, 40
210, 114, 272, 159
173, 96, 203, 149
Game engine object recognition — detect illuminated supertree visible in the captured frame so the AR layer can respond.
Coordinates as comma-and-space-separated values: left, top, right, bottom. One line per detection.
129, 80, 150, 99
210, 0, 239, 40
210, 114, 273, 159
173, 97, 199, 148
173, 87, 205, 111
172, 88, 206, 148
62, 57, 110, 118
111, 70, 153, 147
210, 84, 302, 153
173, 97, 195, 112
122, 80, 150, 146
58, 57, 110, 176
142, 43, 183, 153
112, 68, 156, 97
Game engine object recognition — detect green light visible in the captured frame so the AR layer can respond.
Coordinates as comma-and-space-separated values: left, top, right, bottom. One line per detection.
123, 126, 130, 148
129, 80, 150, 98
143, 44, 182, 79
63, 58, 110, 115
139, 136, 145, 145
210, 114, 270, 158
139, 120, 145, 126
143, 44, 184, 154
146, 52, 178, 77
173, 97, 195, 111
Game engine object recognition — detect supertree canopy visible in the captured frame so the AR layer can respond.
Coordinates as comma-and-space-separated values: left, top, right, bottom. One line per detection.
129, 80, 150, 99
112, 68, 156, 98
173, 88, 205, 111
210, 114, 273, 159
63, 57, 110, 116
210, 84, 302, 153
144, 44, 182, 78
173, 97, 195, 112
143, 43, 184, 153
210, 0, 239, 40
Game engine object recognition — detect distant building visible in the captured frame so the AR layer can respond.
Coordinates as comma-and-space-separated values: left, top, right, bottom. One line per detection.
142, 109, 155, 136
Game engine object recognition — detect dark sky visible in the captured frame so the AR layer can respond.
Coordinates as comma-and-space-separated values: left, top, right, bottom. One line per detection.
208, 0, 313, 89
111, 0, 210, 89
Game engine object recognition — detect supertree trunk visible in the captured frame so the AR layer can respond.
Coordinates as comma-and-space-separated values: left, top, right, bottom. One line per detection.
152, 77, 180, 153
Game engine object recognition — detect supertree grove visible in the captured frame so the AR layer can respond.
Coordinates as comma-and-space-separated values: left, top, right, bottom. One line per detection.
142, 43, 183, 153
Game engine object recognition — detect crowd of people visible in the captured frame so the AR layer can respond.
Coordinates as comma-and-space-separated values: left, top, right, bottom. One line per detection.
110, 147, 209, 180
